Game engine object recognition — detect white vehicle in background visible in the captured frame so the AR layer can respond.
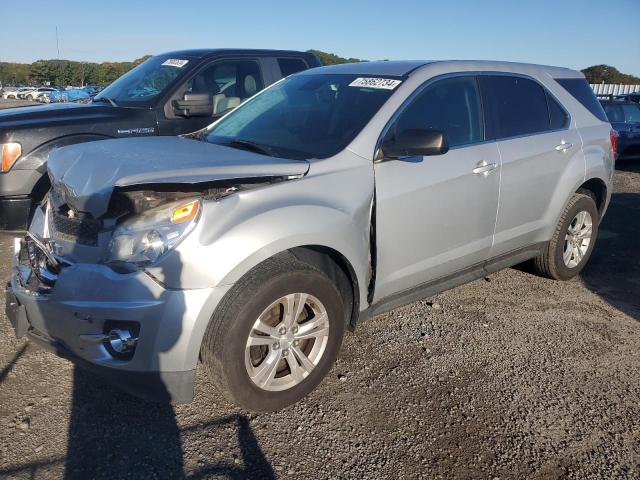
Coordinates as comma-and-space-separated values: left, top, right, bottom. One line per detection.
25, 87, 57, 101
3, 87, 31, 99
1, 87, 18, 99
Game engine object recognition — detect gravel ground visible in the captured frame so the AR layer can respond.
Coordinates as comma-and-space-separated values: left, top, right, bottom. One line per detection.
0, 157, 639, 478
0, 98, 40, 109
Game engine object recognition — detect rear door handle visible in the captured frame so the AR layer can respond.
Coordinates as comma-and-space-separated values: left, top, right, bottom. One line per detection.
472, 161, 497, 175
555, 142, 573, 152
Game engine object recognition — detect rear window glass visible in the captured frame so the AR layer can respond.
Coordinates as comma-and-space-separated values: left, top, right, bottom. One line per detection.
278, 58, 308, 77
603, 103, 640, 123
555, 78, 608, 122
481, 76, 550, 139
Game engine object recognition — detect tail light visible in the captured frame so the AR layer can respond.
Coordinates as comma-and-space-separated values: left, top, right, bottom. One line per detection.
610, 129, 618, 160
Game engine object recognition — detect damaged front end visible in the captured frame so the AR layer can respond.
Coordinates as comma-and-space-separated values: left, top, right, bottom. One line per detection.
19, 175, 295, 290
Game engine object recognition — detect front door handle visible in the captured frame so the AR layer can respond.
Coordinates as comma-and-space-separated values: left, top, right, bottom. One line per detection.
555, 142, 573, 152
472, 161, 497, 175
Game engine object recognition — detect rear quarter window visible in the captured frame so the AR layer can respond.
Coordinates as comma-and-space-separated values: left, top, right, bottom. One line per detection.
277, 58, 309, 77
555, 78, 608, 122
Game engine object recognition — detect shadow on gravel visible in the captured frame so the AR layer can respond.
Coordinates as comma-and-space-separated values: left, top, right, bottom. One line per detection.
0, 377, 274, 479
0, 343, 28, 383
581, 164, 640, 321
63, 373, 275, 479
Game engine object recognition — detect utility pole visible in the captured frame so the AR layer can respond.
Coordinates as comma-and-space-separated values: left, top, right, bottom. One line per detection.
56, 26, 60, 58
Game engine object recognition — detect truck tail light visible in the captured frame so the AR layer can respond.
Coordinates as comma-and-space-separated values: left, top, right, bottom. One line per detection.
610, 129, 618, 160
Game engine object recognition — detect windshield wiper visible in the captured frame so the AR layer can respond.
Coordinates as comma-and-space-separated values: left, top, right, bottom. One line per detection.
225, 139, 276, 157
93, 96, 118, 107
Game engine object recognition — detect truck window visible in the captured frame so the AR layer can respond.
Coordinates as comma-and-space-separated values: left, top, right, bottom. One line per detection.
277, 58, 308, 77
187, 60, 264, 115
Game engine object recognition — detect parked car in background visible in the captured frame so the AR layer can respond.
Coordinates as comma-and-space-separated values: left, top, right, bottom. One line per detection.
0, 49, 320, 230
25, 87, 57, 101
3, 87, 33, 99
1, 87, 19, 99
5, 60, 614, 411
600, 97, 640, 160
46, 88, 91, 103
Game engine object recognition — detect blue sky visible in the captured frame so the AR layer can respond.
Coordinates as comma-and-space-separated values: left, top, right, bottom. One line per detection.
1, 0, 639, 75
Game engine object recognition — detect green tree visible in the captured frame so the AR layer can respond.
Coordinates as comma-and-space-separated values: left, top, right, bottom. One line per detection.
307, 49, 364, 65
582, 64, 640, 84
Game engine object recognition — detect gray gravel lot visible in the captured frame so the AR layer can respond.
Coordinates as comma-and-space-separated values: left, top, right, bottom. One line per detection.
0, 99, 638, 478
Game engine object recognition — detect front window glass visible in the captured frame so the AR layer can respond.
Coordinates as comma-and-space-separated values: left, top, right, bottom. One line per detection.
185, 60, 263, 115
394, 76, 483, 148
205, 74, 397, 159
95, 55, 193, 107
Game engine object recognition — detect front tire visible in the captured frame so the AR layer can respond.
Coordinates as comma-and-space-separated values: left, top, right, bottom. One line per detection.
533, 193, 599, 280
201, 254, 346, 411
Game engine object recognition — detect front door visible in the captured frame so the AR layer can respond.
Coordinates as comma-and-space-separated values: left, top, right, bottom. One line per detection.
374, 75, 501, 301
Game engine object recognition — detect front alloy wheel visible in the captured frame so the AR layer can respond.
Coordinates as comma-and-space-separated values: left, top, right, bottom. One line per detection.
245, 293, 330, 391
201, 254, 346, 411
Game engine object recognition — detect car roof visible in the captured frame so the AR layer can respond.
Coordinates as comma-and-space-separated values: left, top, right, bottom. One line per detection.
297, 60, 433, 77
295, 60, 581, 79
158, 48, 316, 59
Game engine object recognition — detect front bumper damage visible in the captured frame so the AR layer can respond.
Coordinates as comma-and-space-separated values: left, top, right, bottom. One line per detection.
5, 206, 226, 403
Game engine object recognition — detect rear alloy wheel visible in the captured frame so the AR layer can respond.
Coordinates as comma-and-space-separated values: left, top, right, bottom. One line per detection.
201, 254, 345, 411
533, 193, 599, 280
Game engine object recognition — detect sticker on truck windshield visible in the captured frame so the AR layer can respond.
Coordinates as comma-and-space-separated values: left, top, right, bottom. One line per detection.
162, 59, 189, 68
349, 77, 402, 90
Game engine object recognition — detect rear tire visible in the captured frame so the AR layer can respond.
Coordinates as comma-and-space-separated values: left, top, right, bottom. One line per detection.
201, 253, 345, 411
533, 193, 599, 280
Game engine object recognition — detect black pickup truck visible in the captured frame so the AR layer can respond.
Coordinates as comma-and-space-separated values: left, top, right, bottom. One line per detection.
0, 49, 320, 230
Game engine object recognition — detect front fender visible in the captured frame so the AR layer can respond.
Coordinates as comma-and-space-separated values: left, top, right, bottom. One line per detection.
148, 201, 371, 309
15, 133, 114, 172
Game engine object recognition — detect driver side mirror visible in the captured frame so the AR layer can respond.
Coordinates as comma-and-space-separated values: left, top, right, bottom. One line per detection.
381, 129, 449, 158
172, 92, 213, 117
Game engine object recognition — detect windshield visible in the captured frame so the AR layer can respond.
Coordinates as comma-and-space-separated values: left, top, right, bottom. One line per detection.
95, 55, 194, 107
604, 103, 640, 123
205, 74, 399, 159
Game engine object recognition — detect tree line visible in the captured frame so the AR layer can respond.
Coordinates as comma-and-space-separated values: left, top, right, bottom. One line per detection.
1, 50, 638, 87
0, 56, 151, 87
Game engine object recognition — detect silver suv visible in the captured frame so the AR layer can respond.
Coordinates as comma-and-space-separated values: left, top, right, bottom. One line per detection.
6, 61, 615, 411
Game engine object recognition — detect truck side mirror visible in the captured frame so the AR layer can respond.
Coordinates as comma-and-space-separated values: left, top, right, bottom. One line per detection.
172, 93, 213, 117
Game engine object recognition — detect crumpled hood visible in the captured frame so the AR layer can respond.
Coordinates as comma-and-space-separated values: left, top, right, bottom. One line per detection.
48, 136, 309, 217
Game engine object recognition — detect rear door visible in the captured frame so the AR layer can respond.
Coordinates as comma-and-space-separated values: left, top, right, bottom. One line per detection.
374, 75, 501, 301
479, 75, 582, 257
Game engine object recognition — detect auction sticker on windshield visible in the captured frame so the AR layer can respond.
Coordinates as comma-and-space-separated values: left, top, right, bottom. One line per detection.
349, 77, 402, 90
162, 59, 189, 68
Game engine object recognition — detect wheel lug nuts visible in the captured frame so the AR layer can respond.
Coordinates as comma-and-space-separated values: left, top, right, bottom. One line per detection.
283, 349, 289, 356
292, 325, 299, 334
278, 326, 287, 335
272, 343, 280, 350
293, 340, 300, 347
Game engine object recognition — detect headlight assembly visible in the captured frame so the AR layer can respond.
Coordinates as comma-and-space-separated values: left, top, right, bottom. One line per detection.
107, 198, 200, 266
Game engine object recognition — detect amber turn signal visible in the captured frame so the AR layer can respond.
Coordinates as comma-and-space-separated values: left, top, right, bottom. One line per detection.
171, 200, 200, 224
1, 143, 21, 173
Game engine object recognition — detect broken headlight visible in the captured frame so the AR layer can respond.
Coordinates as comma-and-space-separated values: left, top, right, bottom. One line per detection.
107, 198, 200, 266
